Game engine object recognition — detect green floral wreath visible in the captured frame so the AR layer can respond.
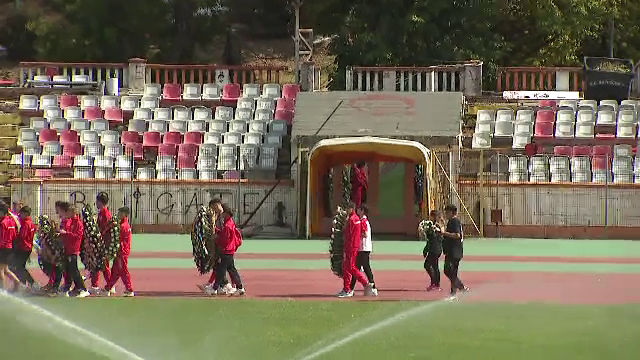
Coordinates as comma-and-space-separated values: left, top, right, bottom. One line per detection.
105, 216, 121, 260
329, 206, 348, 278
80, 205, 106, 273
36, 215, 65, 272
191, 206, 214, 275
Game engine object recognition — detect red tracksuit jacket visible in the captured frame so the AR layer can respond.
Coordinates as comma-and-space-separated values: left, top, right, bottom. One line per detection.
350, 166, 368, 206
118, 218, 132, 258
0, 216, 17, 249
62, 215, 84, 255
97, 207, 112, 241
15, 216, 36, 252
343, 212, 362, 254
215, 217, 242, 255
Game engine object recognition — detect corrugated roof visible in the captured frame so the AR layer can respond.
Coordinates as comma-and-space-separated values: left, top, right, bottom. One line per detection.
292, 91, 463, 139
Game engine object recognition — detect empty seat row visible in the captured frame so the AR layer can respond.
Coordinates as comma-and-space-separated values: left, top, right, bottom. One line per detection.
506, 154, 640, 183
28, 74, 92, 87
152, 82, 299, 102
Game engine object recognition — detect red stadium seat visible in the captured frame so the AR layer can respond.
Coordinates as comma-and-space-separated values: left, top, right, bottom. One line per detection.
84, 106, 103, 120
124, 143, 144, 160
121, 131, 141, 145
282, 84, 300, 101
535, 109, 556, 123
163, 131, 182, 145
62, 142, 82, 157
59, 94, 79, 109
538, 100, 557, 109
184, 131, 203, 145
39, 129, 58, 144
533, 121, 554, 139
553, 146, 572, 157
274, 109, 294, 124
163, 84, 182, 101
276, 98, 295, 112
142, 132, 162, 147
221, 83, 241, 101
104, 107, 124, 124
592, 145, 612, 156
178, 143, 198, 158
592, 155, 610, 170
158, 143, 177, 157
53, 155, 73, 168
34, 169, 54, 178
59, 130, 79, 146
572, 146, 592, 157
177, 155, 196, 169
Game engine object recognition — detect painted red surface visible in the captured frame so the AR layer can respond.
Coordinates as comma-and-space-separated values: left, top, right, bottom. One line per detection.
131, 252, 640, 264
29, 252, 640, 304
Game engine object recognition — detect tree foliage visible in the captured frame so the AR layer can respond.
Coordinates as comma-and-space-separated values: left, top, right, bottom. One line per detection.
1, 0, 639, 90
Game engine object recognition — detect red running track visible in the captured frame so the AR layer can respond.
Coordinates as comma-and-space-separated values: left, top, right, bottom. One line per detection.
32, 269, 640, 305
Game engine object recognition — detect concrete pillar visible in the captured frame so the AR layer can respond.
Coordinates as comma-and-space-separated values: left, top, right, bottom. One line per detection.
555, 70, 571, 91
300, 61, 314, 91
127, 58, 147, 94
382, 70, 395, 91
463, 61, 483, 96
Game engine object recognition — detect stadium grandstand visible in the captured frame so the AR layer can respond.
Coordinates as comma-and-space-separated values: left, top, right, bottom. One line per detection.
2, 60, 640, 239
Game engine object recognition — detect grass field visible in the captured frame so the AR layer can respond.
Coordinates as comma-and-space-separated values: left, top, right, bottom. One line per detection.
1, 237, 640, 360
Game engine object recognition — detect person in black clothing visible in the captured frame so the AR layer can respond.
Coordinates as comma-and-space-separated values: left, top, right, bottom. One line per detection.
440, 204, 469, 298
423, 210, 444, 291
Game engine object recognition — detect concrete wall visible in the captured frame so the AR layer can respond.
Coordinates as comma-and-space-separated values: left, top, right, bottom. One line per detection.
458, 182, 640, 239
11, 180, 296, 234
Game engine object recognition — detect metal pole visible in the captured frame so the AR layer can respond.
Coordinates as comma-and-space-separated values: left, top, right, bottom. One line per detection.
609, 17, 615, 58
129, 151, 134, 225
236, 147, 242, 216
294, 2, 301, 84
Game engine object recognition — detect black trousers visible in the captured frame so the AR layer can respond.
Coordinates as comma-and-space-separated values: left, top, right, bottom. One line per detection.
350, 251, 375, 290
213, 254, 243, 290
12, 249, 35, 285
424, 254, 440, 286
443, 257, 465, 294
63, 255, 86, 291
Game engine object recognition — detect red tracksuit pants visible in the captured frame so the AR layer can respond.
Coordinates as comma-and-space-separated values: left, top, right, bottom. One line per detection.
343, 250, 368, 292
90, 262, 111, 287
106, 255, 133, 292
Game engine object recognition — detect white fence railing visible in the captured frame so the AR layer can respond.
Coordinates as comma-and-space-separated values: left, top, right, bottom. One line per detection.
345, 61, 483, 96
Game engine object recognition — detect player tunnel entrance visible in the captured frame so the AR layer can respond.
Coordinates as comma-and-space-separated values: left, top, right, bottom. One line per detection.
306, 137, 434, 238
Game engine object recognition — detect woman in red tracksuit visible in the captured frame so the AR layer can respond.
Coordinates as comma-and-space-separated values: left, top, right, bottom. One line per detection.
337, 202, 374, 298
350, 163, 368, 207
211, 204, 245, 296
91, 193, 112, 292
58, 202, 89, 298
104, 206, 134, 297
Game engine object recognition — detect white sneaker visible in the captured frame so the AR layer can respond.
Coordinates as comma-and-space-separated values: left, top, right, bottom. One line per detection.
203, 286, 218, 296
364, 284, 378, 297
233, 288, 246, 296
197, 283, 210, 292
75, 290, 90, 298
110, 286, 116, 294
445, 294, 458, 301
336, 290, 353, 298
90, 287, 102, 295
223, 283, 234, 293
122, 291, 135, 297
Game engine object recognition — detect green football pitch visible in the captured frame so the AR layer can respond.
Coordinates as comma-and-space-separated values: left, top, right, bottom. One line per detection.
1, 237, 640, 360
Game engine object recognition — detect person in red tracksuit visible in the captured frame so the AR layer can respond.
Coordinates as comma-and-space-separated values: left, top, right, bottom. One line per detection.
91, 193, 112, 293
337, 202, 374, 298
104, 207, 134, 297
0, 203, 21, 291
350, 163, 368, 207
13, 206, 37, 287
211, 204, 245, 296
57, 202, 89, 298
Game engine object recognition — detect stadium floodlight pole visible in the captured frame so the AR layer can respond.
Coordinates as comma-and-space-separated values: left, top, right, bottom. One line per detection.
292, 0, 301, 84
609, 16, 615, 58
